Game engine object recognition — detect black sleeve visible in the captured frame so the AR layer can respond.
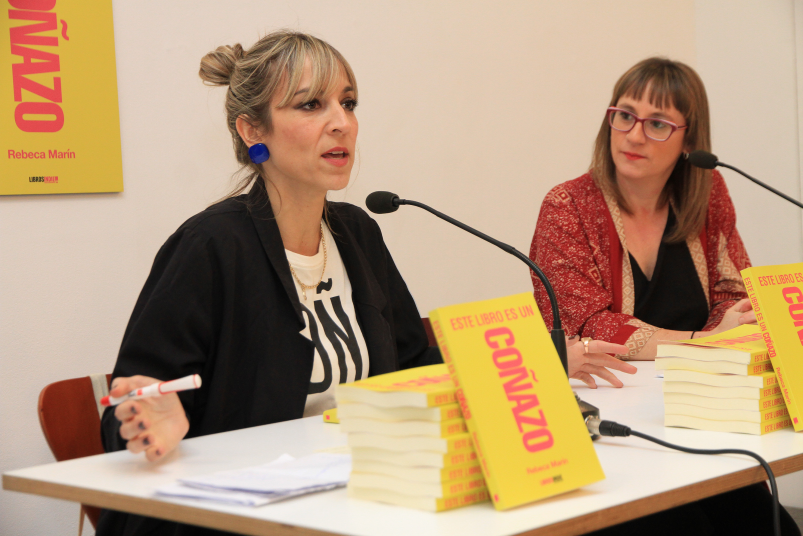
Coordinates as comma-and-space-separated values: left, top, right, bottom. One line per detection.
101, 227, 220, 452
373, 221, 443, 370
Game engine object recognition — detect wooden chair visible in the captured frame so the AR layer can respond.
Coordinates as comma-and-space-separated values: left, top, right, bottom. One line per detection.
38, 374, 111, 532
421, 317, 437, 347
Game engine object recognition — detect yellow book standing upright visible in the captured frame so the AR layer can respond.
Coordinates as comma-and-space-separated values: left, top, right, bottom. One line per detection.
742, 264, 803, 432
429, 292, 605, 511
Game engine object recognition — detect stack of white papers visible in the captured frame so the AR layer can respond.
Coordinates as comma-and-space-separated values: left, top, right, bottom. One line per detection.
156, 453, 351, 506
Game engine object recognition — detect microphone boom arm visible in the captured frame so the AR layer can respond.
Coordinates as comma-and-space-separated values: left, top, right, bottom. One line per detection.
717, 162, 803, 210
399, 198, 569, 374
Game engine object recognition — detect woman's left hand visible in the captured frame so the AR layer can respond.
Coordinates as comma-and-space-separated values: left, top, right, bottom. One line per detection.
567, 337, 636, 389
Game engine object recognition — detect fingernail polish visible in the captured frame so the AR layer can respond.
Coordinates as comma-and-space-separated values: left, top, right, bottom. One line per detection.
143, 437, 150, 446
131, 406, 137, 415
156, 449, 163, 457
138, 422, 146, 430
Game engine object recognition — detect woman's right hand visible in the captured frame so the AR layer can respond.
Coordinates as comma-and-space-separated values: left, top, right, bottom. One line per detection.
110, 376, 190, 462
567, 338, 636, 388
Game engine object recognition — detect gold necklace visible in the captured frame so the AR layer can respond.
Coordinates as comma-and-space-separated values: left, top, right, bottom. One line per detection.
288, 222, 327, 301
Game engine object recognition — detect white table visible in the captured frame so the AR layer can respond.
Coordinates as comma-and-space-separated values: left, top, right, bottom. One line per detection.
4, 363, 803, 536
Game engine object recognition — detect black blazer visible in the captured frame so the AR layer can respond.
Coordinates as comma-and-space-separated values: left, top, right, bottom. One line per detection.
98, 187, 440, 536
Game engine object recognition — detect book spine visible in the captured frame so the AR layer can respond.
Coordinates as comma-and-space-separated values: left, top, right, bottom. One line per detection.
440, 419, 469, 437
763, 415, 794, 434
760, 395, 786, 411
441, 404, 464, 421
444, 433, 474, 453
762, 385, 783, 399
440, 475, 488, 497
444, 450, 478, 467
761, 406, 789, 422
427, 391, 457, 407
442, 462, 484, 482
430, 312, 500, 502
752, 351, 771, 364
743, 271, 801, 428
436, 488, 491, 512
749, 362, 774, 375
762, 373, 779, 389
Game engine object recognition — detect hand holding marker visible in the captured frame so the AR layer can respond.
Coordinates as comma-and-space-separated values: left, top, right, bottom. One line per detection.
101, 374, 202, 407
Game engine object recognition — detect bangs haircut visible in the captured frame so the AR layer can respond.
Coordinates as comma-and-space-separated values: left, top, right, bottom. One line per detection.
199, 30, 358, 208
590, 57, 712, 243
273, 38, 356, 109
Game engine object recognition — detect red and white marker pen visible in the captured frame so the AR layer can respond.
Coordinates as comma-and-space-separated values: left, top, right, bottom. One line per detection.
101, 374, 202, 407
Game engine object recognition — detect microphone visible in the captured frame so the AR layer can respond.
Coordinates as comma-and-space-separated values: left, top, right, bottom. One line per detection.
687, 150, 803, 209
686, 150, 718, 170
365, 191, 400, 214
367, 192, 602, 431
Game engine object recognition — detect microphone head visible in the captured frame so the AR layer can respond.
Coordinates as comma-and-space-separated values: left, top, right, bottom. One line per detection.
366, 191, 401, 214
687, 150, 719, 170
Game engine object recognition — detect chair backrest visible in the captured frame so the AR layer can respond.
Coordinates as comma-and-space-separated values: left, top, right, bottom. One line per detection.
421, 317, 437, 347
38, 374, 111, 529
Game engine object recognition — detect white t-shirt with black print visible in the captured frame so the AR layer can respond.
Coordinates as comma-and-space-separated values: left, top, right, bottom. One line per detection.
285, 222, 370, 417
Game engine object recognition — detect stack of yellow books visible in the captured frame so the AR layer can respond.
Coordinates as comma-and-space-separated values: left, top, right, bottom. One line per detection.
656, 325, 791, 435
335, 364, 490, 511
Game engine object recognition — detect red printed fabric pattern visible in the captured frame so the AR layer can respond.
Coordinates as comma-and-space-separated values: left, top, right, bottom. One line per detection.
529, 171, 751, 359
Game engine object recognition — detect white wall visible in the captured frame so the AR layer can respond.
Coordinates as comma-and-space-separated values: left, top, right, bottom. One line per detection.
695, 0, 803, 508
696, 0, 803, 268
1, 1, 800, 534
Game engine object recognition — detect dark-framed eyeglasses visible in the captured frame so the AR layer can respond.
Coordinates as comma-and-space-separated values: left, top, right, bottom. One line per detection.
606, 107, 687, 142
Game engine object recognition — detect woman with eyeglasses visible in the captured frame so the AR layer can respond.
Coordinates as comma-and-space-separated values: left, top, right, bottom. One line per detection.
529, 58, 800, 536
530, 57, 755, 363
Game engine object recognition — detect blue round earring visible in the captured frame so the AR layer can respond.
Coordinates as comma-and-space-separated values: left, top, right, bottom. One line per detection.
248, 143, 270, 164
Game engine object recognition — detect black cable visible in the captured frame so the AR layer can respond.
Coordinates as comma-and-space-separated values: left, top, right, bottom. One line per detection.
587, 418, 781, 536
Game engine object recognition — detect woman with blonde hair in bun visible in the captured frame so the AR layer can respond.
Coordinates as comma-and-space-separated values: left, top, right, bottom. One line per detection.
97, 30, 443, 535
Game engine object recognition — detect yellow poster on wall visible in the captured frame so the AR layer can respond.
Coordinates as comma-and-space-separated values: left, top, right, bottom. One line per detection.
1, 0, 123, 195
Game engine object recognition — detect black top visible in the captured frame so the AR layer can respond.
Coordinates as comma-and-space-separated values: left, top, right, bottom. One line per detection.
629, 208, 709, 332
97, 183, 441, 536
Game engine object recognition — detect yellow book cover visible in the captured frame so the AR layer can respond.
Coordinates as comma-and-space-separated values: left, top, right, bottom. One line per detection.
430, 292, 605, 510
2, 1, 123, 194
335, 364, 455, 408
657, 325, 770, 364
322, 408, 338, 423
742, 264, 803, 431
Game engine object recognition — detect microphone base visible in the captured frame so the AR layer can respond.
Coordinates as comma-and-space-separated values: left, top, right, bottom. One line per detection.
575, 392, 601, 441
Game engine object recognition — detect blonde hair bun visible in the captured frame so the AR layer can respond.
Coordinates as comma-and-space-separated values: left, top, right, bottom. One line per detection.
199, 44, 245, 86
